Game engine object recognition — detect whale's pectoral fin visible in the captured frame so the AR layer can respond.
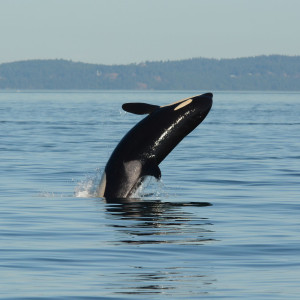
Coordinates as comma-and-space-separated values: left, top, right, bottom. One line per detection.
122, 103, 160, 115
144, 163, 161, 180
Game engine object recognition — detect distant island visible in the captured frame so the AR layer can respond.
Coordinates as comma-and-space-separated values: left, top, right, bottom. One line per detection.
0, 55, 299, 90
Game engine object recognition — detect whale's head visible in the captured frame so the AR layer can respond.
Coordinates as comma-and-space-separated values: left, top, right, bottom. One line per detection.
122, 92, 212, 120
161, 92, 213, 127
122, 92, 213, 164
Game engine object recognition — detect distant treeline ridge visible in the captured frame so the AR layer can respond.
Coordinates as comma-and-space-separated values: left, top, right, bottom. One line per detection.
0, 55, 299, 90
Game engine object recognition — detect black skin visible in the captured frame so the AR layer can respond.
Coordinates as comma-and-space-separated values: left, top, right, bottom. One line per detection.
100, 93, 213, 199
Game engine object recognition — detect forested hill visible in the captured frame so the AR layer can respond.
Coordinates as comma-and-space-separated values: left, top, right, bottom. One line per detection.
0, 55, 299, 90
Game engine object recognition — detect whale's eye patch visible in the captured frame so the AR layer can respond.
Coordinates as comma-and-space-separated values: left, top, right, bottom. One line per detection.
174, 99, 192, 111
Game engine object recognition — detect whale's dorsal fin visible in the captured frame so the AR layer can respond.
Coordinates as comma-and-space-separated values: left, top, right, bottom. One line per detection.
122, 103, 160, 115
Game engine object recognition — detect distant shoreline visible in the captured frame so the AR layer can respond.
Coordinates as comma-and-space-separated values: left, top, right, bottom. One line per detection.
0, 55, 299, 91
1, 90, 300, 95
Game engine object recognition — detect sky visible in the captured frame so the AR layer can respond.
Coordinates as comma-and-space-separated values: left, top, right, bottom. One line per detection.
1, 0, 299, 65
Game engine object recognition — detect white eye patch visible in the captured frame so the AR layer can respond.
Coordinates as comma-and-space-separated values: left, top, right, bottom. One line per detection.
160, 96, 192, 108
174, 99, 192, 110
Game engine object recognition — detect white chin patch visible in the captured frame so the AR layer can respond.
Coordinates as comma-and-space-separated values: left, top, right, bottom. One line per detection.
97, 172, 106, 197
174, 99, 192, 110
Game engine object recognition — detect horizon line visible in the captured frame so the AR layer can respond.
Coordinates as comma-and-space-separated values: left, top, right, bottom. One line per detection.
1, 54, 300, 66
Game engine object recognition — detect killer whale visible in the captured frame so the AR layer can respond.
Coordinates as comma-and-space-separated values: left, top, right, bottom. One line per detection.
98, 92, 213, 199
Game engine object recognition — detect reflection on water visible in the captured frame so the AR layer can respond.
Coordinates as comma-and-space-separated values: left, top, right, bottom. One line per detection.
100, 199, 216, 297
106, 199, 213, 244
105, 199, 214, 245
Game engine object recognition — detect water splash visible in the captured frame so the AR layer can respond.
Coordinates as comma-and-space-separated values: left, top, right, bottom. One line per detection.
74, 168, 103, 198
75, 169, 168, 199
38, 191, 58, 198
131, 176, 168, 199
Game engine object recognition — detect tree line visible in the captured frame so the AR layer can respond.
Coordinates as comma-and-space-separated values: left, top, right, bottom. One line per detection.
0, 55, 299, 90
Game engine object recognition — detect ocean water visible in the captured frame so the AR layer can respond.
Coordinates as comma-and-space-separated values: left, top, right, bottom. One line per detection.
1, 90, 300, 299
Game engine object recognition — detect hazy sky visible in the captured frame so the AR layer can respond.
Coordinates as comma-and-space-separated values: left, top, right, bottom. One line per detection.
1, 0, 299, 65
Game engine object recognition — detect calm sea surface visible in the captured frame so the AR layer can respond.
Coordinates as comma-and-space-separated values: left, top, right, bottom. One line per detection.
1, 91, 300, 299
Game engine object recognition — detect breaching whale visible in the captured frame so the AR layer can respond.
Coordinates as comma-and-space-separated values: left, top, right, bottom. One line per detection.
98, 92, 213, 199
